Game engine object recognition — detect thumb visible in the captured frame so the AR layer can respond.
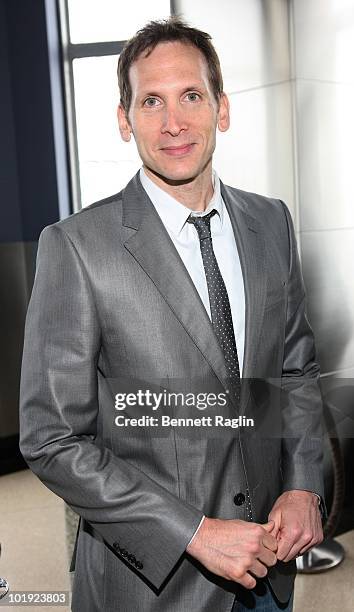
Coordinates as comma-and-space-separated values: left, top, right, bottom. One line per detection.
262, 520, 275, 532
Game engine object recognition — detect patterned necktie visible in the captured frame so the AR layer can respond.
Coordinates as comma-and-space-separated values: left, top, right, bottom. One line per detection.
187, 210, 241, 405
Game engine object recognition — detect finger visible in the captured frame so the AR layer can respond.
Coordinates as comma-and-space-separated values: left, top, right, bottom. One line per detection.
283, 529, 316, 561
282, 543, 305, 562
276, 536, 294, 561
269, 523, 280, 538
296, 532, 322, 558
298, 533, 323, 556
262, 532, 278, 552
262, 520, 275, 532
249, 559, 268, 578
237, 572, 257, 590
268, 511, 281, 529
296, 541, 314, 558
257, 547, 278, 568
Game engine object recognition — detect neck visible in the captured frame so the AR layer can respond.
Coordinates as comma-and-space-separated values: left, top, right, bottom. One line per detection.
143, 164, 214, 212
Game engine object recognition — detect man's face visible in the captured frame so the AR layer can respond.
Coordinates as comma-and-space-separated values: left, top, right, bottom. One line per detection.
118, 41, 230, 185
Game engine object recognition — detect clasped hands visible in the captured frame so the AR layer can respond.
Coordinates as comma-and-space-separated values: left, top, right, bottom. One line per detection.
187, 490, 323, 589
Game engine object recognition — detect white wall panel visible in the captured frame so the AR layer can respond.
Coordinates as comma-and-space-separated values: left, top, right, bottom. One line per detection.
296, 80, 354, 231
301, 229, 354, 374
214, 83, 295, 215
293, 0, 354, 83
176, 0, 290, 92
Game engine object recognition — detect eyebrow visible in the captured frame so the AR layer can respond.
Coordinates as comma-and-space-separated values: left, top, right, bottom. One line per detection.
181, 84, 206, 92
139, 84, 207, 99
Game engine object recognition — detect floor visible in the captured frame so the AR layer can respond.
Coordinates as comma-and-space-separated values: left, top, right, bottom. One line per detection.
0, 470, 70, 612
0, 469, 353, 611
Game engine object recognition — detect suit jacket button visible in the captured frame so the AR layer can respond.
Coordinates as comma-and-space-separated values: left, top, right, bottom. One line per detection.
234, 492, 245, 506
113, 541, 120, 551
136, 561, 143, 570
121, 549, 128, 557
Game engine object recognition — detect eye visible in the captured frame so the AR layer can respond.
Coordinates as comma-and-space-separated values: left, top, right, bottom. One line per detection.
185, 92, 200, 102
143, 97, 160, 107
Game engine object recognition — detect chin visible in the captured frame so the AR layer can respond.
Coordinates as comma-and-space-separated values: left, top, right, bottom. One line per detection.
149, 163, 203, 185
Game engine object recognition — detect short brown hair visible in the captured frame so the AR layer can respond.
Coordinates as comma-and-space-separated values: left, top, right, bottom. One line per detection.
117, 17, 223, 113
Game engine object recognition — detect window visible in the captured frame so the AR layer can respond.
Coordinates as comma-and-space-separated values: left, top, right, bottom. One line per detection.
59, 0, 172, 210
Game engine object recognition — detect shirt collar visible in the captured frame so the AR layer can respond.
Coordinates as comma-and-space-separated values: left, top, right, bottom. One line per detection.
139, 167, 224, 236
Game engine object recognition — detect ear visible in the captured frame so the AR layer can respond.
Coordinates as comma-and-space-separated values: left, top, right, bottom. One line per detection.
217, 93, 230, 133
117, 103, 132, 142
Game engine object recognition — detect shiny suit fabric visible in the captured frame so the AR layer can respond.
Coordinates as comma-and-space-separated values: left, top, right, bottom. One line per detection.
19, 173, 324, 611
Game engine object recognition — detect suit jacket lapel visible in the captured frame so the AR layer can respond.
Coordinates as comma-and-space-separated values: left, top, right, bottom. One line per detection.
122, 173, 231, 390
221, 183, 267, 386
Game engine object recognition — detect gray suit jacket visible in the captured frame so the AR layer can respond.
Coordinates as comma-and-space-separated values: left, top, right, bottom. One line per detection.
19, 173, 324, 611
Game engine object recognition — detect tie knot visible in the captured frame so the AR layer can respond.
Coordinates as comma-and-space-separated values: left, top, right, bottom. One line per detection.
187, 209, 217, 240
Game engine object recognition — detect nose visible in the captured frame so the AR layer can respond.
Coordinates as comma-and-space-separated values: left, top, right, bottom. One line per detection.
161, 102, 187, 136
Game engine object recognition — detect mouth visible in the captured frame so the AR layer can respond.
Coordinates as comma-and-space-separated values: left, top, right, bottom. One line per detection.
161, 143, 196, 157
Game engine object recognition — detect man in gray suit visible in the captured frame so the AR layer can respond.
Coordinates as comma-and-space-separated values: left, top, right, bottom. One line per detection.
20, 18, 324, 612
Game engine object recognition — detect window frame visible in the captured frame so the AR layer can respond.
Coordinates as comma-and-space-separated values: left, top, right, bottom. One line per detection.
58, 0, 176, 212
